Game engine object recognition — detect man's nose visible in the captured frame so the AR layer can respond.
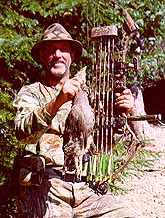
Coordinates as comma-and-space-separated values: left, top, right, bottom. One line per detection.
54, 49, 62, 58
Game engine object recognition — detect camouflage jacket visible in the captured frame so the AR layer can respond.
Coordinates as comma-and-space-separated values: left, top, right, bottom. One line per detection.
13, 82, 72, 166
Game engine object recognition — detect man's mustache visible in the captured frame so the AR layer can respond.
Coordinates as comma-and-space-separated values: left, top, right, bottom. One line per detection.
49, 57, 65, 67
48, 57, 69, 74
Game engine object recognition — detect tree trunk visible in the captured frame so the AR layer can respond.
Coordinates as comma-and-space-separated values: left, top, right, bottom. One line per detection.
130, 86, 165, 148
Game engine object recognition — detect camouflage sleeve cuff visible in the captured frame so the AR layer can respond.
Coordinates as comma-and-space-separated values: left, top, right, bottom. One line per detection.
37, 106, 55, 126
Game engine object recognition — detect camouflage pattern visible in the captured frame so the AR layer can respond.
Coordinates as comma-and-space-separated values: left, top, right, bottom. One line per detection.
16, 169, 136, 218
13, 81, 72, 166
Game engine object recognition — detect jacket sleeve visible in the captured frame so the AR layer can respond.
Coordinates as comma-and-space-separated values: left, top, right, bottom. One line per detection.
13, 85, 54, 144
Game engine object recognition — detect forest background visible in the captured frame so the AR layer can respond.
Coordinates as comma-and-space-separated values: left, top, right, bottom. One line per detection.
0, 0, 164, 200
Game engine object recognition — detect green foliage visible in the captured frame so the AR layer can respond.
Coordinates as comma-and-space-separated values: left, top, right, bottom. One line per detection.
113, 143, 160, 183
0, 1, 40, 64
109, 144, 160, 194
0, 0, 164, 83
0, 81, 24, 183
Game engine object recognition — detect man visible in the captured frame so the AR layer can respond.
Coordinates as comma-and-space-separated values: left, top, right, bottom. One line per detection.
13, 23, 135, 217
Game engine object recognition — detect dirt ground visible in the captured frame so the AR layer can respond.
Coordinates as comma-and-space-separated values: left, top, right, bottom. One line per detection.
114, 125, 165, 218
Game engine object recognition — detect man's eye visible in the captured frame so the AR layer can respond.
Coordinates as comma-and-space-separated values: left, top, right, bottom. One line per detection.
60, 47, 70, 52
46, 46, 70, 55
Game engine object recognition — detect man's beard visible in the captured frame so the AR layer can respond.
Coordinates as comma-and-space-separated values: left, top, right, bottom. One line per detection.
48, 59, 69, 78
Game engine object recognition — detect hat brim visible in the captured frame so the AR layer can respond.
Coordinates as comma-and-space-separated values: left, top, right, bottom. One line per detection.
31, 39, 82, 64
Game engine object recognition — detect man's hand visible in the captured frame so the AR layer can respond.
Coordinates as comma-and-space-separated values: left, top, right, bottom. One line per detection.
60, 66, 87, 103
59, 77, 82, 103
45, 76, 82, 116
115, 89, 134, 114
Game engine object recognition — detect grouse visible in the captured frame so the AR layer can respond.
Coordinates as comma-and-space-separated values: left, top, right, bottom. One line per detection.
63, 66, 95, 181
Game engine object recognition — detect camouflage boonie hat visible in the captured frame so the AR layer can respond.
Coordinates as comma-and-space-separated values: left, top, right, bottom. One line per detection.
31, 23, 82, 64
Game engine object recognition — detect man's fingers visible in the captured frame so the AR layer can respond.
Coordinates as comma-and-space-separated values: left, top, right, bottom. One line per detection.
115, 88, 134, 113
60, 77, 82, 102
71, 76, 83, 86
63, 81, 80, 95
122, 89, 132, 95
70, 77, 82, 89
115, 89, 133, 101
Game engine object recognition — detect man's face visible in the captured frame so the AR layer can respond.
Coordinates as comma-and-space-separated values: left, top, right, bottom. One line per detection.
40, 41, 73, 78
